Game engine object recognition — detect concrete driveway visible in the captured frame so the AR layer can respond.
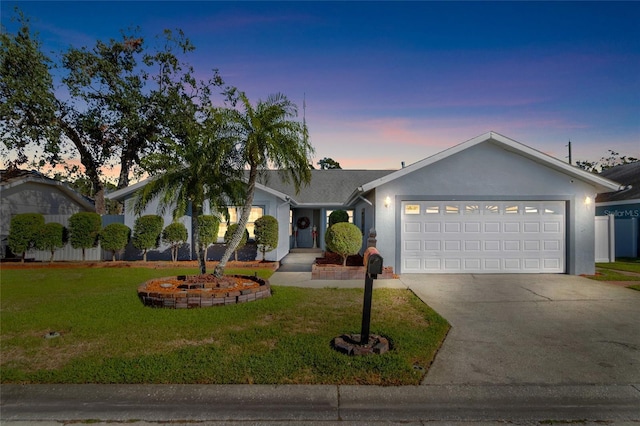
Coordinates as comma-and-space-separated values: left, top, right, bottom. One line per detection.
400, 274, 640, 385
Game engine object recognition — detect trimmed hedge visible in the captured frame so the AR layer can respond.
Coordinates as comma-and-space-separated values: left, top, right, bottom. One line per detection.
132, 215, 164, 261
325, 222, 362, 266
101, 223, 131, 261
35, 222, 67, 263
328, 210, 349, 227
162, 222, 188, 263
8, 213, 45, 262
68, 212, 102, 260
254, 215, 279, 261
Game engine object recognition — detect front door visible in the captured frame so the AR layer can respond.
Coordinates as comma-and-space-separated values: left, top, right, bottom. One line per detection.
294, 209, 316, 248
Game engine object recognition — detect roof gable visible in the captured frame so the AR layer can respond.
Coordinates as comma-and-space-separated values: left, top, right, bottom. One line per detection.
355, 132, 623, 195
0, 169, 95, 212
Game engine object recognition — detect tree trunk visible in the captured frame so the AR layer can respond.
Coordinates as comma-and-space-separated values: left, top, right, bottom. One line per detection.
112, 251, 116, 262
192, 207, 206, 275
49, 250, 55, 263
60, 121, 107, 214
214, 167, 257, 277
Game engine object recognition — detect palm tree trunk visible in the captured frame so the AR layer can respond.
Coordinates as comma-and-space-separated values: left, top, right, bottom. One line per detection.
214, 167, 257, 277
192, 209, 207, 275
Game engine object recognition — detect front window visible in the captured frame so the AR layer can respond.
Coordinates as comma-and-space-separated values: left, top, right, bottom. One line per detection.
218, 206, 264, 240
326, 210, 353, 227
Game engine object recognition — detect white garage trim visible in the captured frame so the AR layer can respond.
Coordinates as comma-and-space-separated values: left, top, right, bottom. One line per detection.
401, 201, 565, 273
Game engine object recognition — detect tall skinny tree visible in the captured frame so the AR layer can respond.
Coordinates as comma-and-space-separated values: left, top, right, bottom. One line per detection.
213, 93, 314, 277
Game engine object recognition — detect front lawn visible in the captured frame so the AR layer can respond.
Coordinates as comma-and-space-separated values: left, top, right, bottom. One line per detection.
594, 259, 640, 283
596, 258, 640, 274
0, 266, 449, 385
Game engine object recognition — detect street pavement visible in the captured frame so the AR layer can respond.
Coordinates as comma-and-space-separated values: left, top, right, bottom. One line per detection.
2, 253, 640, 424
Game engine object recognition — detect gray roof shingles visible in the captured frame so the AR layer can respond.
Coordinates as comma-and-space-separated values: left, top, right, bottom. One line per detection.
596, 162, 640, 202
257, 169, 395, 205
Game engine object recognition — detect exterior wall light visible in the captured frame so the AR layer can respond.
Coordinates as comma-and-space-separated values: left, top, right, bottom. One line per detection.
585, 196, 592, 205
384, 196, 391, 207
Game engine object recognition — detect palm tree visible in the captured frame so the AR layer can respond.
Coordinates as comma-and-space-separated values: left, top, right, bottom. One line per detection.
213, 92, 314, 277
132, 103, 244, 275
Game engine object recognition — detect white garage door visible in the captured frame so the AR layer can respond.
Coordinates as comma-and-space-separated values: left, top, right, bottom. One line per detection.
401, 201, 565, 273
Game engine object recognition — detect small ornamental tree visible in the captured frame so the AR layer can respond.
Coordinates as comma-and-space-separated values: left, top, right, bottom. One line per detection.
8, 213, 45, 262
325, 222, 362, 266
197, 215, 220, 266
35, 222, 67, 263
254, 215, 278, 261
68, 212, 101, 261
224, 223, 248, 262
100, 223, 131, 262
328, 210, 349, 227
132, 215, 164, 262
162, 222, 188, 263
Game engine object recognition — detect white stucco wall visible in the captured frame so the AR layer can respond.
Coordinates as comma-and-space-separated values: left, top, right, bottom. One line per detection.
372, 141, 600, 275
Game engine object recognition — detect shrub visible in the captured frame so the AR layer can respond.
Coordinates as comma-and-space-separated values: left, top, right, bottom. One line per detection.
325, 222, 362, 266
197, 215, 220, 254
8, 213, 45, 262
132, 215, 164, 262
254, 215, 278, 261
68, 212, 102, 261
328, 210, 349, 227
35, 222, 67, 263
162, 222, 188, 263
101, 223, 131, 262
224, 223, 249, 262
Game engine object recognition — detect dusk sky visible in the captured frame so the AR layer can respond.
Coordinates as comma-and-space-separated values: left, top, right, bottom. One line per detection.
2, 1, 639, 171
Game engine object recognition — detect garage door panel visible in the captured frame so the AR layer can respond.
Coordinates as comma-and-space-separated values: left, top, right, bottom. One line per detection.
464, 222, 481, 233
444, 222, 461, 233
404, 240, 421, 251
544, 222, 561, 233
464, 240, 481, 251
444, 240, 461, 251
401, 201, 565, 273
404, 222, 421, 233
425, 240, 440, 250
504, 222, 520, 232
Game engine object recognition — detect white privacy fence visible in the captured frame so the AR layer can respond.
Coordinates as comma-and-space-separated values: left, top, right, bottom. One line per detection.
29, 215, 103, 262
595, 215, 615, 263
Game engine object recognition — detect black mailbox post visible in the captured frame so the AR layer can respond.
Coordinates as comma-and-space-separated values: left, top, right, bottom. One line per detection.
361, 247, 383, 344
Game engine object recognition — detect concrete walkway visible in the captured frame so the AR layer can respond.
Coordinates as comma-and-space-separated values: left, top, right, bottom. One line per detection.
2, 265, 640, 424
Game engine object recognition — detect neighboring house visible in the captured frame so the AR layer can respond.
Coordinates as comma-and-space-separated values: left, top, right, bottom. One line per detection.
596, 162, 640, 257
108, 132, 624, 275
0, 169, 96, 259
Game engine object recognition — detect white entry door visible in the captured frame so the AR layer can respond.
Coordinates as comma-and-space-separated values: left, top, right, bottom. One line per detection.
401, 201, 565, 273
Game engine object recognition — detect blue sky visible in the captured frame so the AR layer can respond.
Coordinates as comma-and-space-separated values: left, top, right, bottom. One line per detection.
2, 1, 639, 170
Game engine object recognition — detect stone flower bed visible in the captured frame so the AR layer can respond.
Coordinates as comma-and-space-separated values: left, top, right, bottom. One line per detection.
138, 274, 271, 308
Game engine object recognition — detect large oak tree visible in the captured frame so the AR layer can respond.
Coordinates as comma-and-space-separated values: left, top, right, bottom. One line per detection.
1, 11, 223, 213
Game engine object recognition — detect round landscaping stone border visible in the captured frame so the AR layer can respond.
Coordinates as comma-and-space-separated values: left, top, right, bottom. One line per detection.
138, 275, 271, 308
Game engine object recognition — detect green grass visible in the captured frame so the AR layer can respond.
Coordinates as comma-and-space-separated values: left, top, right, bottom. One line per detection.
596, 258, 640, 274
593, 259, 640, 282
0, 266, 449, 385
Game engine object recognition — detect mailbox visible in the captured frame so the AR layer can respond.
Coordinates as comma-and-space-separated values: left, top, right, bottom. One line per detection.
363, 247, 383, 277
